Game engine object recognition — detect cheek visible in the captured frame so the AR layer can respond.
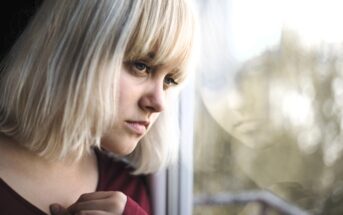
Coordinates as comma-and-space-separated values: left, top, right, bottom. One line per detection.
118, 79, 134, 109
150, 113, 160, 126
118, 72, 144, 107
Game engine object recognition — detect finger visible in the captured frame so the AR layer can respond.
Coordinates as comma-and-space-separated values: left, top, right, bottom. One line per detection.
50, 203, 71, 215
68, 196, 126, 214
69, 199, 115, 213
69, 210, 111, 215
76, 191, 120, 202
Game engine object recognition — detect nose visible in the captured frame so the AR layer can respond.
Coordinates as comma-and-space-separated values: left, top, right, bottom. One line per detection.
139, 81, 166, 113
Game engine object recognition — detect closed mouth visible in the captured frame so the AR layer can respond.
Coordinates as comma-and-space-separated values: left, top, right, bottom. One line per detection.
125, 120, 150, 135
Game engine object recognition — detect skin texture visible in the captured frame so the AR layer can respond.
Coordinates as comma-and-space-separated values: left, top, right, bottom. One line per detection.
100, 62, 168, 155
50, 61, 178, 215
50, 192, 127, 215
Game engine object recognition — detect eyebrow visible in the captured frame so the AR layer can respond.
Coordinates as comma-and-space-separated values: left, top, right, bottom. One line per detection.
147, 52, 155, 59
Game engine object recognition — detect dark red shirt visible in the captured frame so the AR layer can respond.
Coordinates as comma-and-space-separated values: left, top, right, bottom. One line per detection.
0, 149, 152, 214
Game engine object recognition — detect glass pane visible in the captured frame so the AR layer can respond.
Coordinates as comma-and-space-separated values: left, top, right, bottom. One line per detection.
193, 0, 343, 214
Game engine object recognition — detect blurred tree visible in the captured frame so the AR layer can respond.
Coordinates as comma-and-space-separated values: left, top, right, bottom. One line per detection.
195, 30, 343, 215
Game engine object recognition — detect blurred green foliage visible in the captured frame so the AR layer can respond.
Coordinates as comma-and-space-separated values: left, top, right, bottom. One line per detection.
194, 31, 343, 215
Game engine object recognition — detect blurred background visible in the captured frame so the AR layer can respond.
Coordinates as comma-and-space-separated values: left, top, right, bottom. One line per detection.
193, 0, 343, 214
2, 0, 343, 214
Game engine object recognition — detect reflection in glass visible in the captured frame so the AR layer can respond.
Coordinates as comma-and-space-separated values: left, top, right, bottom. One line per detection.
194, 0, 343, 214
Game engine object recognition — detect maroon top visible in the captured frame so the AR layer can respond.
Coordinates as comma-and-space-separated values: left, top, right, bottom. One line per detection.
0, 149, 152, 215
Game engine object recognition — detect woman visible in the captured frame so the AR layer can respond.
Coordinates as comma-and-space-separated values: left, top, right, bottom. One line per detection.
0, 0, 197, 214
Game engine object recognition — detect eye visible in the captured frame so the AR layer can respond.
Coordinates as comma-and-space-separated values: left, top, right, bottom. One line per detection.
125, 60, 153, 77
133, 61, 149, 71
164, 75, 178, 89
130, 61, 152, 76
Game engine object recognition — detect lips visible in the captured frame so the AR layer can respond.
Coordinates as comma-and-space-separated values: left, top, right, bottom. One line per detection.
125, 120, 150, 135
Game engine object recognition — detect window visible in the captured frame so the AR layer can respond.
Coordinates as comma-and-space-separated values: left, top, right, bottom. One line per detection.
192, 0, 343, 214
152, 75, 195, 215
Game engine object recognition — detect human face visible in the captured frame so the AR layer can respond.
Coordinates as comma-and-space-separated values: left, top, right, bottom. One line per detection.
101, 60, 178, 155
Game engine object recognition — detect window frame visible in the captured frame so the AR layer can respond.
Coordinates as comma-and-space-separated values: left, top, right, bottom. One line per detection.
152, 74, 195, 215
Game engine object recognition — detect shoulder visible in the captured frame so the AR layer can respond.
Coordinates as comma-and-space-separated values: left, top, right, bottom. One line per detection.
94, 148, 152, 213
95, 148, 148, 191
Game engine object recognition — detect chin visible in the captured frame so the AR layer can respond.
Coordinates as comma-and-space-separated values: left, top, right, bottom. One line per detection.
101, 139, 139, 156
115, 144, 138, 156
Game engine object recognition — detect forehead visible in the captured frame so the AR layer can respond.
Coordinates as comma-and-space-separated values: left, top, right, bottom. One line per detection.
123, 0, 195, 76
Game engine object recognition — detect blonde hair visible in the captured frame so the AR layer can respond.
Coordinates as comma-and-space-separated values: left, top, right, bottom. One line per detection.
0, 0, 197, 174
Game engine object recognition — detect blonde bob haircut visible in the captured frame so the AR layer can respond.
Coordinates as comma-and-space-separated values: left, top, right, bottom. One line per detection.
0, 0, 197, 174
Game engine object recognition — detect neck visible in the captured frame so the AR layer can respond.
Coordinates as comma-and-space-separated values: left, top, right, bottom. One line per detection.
0, 134, 96, 179
0, 133, 99, 212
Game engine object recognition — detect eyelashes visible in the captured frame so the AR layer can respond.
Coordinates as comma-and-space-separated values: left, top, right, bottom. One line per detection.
129, 61, 179, 89
133, 61, 150, 72
164, 75, 178, 86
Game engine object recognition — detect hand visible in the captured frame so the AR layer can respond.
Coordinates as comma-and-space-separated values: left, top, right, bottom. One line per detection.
50, 191, 127, 215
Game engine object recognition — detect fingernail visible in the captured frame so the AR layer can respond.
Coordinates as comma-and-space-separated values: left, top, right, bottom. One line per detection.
50, 204, 60, 214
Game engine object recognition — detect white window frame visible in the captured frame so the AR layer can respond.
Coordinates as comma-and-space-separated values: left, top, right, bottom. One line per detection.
152, 74, 195, 215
